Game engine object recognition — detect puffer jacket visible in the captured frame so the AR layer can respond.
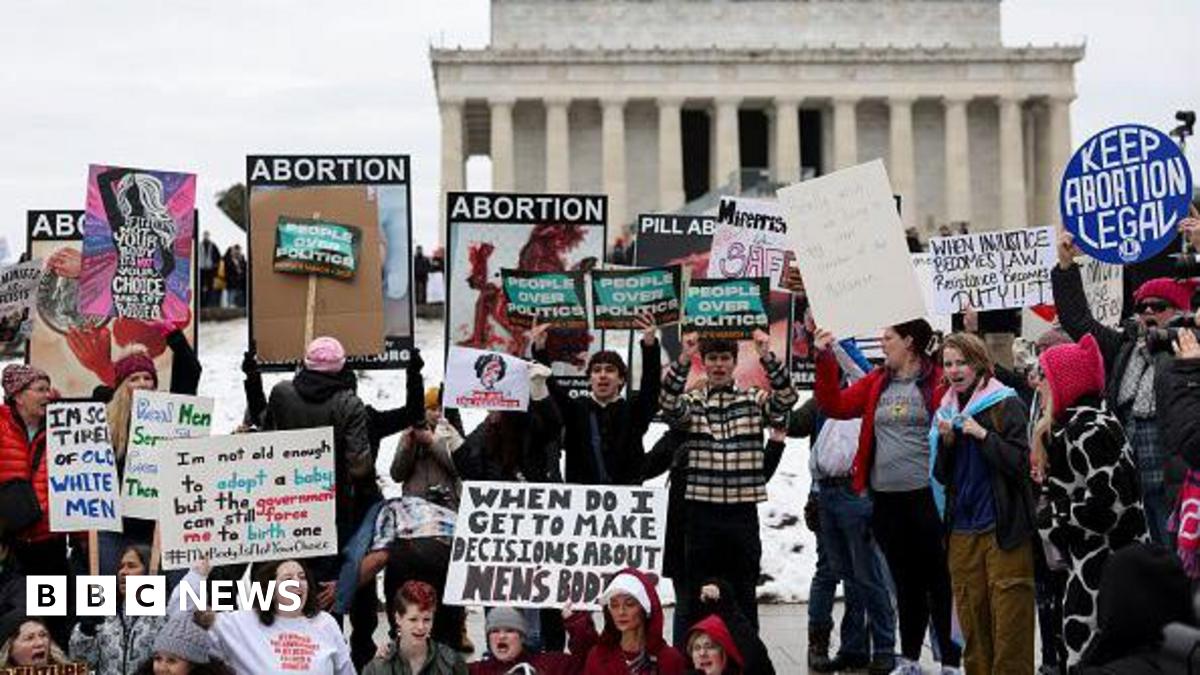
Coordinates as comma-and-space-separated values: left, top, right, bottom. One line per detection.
0, 404, 52, 543
69, 612, 164, 675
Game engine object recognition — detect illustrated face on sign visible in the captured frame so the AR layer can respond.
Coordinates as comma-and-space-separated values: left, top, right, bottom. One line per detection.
688, 632, 728, 675
488, 628, 524, 662
9, 621, 51, 666
607, 593, 646, 634
474, 354, 507, 390
942, 346, 979, 394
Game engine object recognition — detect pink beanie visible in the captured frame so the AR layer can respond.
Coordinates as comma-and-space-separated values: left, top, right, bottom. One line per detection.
114, 352, 158, 389
304, 336, 346, 373
1039, 334, 1106, 420
1134, 278, 1196, 311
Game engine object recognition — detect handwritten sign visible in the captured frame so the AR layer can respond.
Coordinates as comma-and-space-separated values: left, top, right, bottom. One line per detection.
590, 266, 681, 329
0, 259, 42, 317
1060, 124, 1193, 264
273, 217, 361, 280
443, 346, 530, 412
778, 160, 926, 337
501, 269, 587, 329
444, 482, 667, 609
46, 402, 121, 533
1081, 257, 1124, 327
708, 197, 793, 291
157, 428, 338, 571
682, 277, 769, 340
929, 226, 1054, 313
122, 391, 214, 520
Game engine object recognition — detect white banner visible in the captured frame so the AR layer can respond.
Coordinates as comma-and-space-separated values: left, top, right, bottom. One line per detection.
122, 391, 213, 520
445, 481, 667, 609
929, 226, 1055, 313
707, 197, 793, 291
443, 346, 530, 412
47, 402, 121, 533
158, 427, 338, 571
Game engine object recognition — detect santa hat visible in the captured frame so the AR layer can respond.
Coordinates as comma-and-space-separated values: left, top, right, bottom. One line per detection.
1039, 333, 1106, 420
1133, 277, 1197, 311
600, 571, 652, 616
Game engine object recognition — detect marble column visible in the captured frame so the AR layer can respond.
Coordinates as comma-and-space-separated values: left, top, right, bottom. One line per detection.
658, 98, 685, 211
1047, 96, 1074, 222
545, 97, 570, 192
888, 97, 917, 229
489, 98, 515, 192
438, 98, 464, 247
833, 97, 858, 169
714, 97, 741, 191
943, 95, 972, 225
602, 97, 628, 239
999, 96, 1028, 229
774, 97, 802, 184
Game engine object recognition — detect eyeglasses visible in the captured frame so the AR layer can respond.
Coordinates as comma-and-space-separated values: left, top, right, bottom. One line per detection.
1136, 299, 1172, 314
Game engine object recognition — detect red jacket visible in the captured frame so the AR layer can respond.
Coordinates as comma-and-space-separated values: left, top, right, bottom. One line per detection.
469, 612, 598, 675
583, 568, 687, 675
813, 351, 944, 493
0, 404, 52, 542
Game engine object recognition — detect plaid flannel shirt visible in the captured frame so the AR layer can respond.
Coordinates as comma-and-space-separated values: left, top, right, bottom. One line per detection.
660, 353, 798, 504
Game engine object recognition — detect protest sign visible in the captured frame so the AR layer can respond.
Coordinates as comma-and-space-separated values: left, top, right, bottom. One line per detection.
778, 160, 925, 337
26, 210, 199, 399
0, 665, 89, 675
708, 197, 793, 291
122, 391, 213, 520
273, 217, 361, 280
158, 428, 338, 570
0, 259, 42, 344
591, 265, 682, 329
443, 346, 530, 412
444, 482, 666, 609
427, 271, 446, 304
80, 165, 196, 322
446, 192, 606, 398
911, 253, 953, 334
929, 226, 1055, 313
248, 155, 411, 369
1081, 257, 1124, 326
46, 402, 120, 533
683, 278, 770, 340
501, 269, 587, 329
1060, 124, 1193, 264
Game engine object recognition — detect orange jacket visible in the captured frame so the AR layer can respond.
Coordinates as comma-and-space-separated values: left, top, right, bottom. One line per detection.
0, 404, 52, 542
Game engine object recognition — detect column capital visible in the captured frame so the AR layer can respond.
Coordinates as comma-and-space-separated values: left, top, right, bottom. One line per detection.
489, 96, 516, 108
600, 95, 627, 109
714, 96, 742, 109
888, 96, 917, 108
657, 96, 685, 108
774, 96, 803, 108
832, 95, 859, 106
544, 96, 572, 108
1047, 94, 1076, 106
942, 94, 972, 106
439, 96, 465, 109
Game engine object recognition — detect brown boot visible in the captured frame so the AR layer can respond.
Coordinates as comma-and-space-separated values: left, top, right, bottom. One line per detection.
808, 624, 834, 672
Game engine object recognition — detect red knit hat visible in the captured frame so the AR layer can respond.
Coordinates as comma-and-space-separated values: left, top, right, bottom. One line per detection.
1133, 277, 1196, 311
114, 351, 158, 388
688, 614, 745, 669
1039, 334, 1106, 420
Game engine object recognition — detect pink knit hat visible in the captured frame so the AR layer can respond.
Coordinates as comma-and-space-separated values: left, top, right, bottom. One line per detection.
1133, 278, 1196, 311
1038, 334, 1106, 420
114, 352, 157, 389
304, 336, 346, 373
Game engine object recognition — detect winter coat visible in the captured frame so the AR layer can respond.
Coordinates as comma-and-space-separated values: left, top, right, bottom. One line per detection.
454, 398, 562, 483
932, 387, 1036, 550
0, 404, 52, 543
813, 352, 943, 494
1157, 355, 1200, 471
91, 329, 203, 403
362, 640, 468, 675
582, 568, 687, 675
469, 612, 599, 675
392, 420, 464, 510
536, 339, 661, 486
690, 578, 773, 675
69, 612, 164, 675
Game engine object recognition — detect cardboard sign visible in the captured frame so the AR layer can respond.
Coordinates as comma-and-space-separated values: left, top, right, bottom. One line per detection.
80, 165, 196, 322
446, 192, 606, 398
501, 269, 588, 329
708, 197, 793, 291
158, 428, 338, 571
273, 217, 361, 280
444, 482, 667, 609
1081, 257, 1124, 327
683, 278, 770, 340
929, 226, 1054, 313
591, 265, 682, 329
778, 160, 926, 337
248, 155, 413, 370
443, 346, 530, 412
46, 402, 121, 533
1060, 124, 1193, 264
122, 391, 214, 520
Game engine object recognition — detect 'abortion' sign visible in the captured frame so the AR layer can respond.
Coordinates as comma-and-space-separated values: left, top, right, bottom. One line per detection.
1060, 124, 1192, 264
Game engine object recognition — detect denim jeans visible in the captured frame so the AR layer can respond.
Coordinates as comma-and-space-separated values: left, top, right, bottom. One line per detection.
807, 501, 841, 632
820, 484, 897, 660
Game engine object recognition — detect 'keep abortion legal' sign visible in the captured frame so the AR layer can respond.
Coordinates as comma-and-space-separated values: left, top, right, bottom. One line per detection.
1060, 124, 1193, 264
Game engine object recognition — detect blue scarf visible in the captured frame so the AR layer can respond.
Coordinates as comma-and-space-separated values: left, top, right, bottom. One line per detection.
928, 379, 1018, 518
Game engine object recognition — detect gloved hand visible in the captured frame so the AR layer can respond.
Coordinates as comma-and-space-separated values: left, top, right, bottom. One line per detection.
804, 492, 821, 533
242, 340, 259, 376
407, 347, 425, 375
528, 362, 552, 401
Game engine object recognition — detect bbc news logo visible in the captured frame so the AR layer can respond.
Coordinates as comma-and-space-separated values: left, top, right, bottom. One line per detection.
26, 576, 303, 616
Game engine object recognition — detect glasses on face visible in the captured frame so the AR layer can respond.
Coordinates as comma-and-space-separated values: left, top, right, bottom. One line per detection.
1136, 299, 1172, 314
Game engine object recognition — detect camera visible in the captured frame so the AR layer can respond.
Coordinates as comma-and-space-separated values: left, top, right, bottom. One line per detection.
1145, 314, 1200, 353
1171, 110, 1195, 142
1170, 253, 1200, 280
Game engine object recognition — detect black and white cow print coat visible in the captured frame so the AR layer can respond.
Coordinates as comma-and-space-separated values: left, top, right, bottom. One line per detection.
1037, 397, 1149, 670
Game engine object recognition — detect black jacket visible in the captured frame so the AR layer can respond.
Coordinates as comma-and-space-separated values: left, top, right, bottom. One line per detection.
91, 329, 201, 403
536, 339, 661, 485
1157, 356, 1200, 471
454, 397, 562, 483
692, 578, 775, 675
933, 394, 1036, 551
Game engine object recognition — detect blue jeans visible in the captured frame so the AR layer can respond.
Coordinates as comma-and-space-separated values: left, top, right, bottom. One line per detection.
820, 484, 897, 660
335, 499, 385, 614
808, 504, 842, 632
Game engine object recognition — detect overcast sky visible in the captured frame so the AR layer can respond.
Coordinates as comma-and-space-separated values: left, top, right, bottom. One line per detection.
1, 0, 1196, 258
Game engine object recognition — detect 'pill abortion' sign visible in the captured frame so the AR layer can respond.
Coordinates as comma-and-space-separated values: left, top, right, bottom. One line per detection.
1060, 124, 1192, 264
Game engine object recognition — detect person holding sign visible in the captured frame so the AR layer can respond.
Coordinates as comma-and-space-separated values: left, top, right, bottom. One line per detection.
530, 313, 661, 486
70, 544, 166, 675
660, 330, 797, 632
579, 568, 686, 675
812, 319, 962, 673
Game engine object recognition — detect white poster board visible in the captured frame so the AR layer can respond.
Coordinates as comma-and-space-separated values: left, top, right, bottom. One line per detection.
707, 197, 793, 291
426, 271, 446, 304
444, 481, 667, 609
122, 391, 213, 520
157, 427, 337, 570
46, 402, 121, 532
778, 160, 925, 337
0, 259, 42, 317
929, 226, 1054, 313
443, 346, 530, 412
1081, 257, 1124, 327
911, 253, 952, 334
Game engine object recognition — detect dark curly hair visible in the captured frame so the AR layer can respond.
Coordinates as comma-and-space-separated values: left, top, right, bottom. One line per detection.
250, 558, 319, 625
474, 353, 507, 382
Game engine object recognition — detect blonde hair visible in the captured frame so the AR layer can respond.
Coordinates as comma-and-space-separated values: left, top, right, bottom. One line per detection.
107, 378, 134, 460
1031, 387, 1054, 478
0, 620, 71, 666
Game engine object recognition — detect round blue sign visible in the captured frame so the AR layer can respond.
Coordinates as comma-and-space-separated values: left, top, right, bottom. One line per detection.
1059, 123, 1193, 264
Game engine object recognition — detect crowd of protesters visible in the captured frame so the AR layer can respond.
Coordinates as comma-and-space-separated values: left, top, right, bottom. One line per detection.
1, 215, 1199, 675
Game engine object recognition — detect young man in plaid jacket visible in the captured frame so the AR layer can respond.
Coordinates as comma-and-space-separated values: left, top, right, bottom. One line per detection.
659, 329, 797, 633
